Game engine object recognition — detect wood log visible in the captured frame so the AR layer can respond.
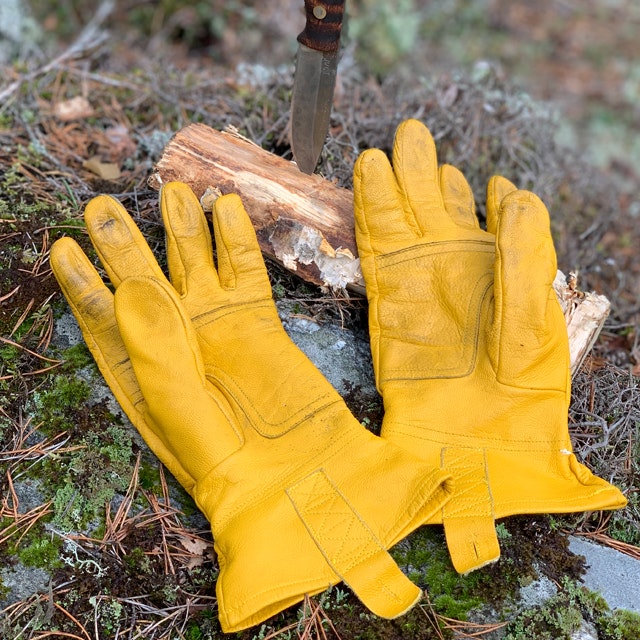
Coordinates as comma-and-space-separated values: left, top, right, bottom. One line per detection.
553, 270, 611, 375
150, 123, 610, 375
149, 123, 363, 292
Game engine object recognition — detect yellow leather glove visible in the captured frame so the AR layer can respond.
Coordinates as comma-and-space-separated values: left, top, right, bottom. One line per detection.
353, 119, 627, 574
50, 181, 453, 632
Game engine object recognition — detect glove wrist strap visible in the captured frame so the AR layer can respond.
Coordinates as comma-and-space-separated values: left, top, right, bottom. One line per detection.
441, 447, 500, 573
287, 470, 421, 619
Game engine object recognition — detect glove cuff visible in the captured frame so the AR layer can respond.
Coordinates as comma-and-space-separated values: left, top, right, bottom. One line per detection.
287, 470, 422, 618
214, 468, 421, 632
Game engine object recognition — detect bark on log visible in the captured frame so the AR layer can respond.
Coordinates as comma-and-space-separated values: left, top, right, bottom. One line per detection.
150, 123, 610, 375
149, 123, 363, 292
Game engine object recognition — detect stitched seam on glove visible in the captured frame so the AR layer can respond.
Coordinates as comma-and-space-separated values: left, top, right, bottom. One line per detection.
195, 426, 372, 528
378, 275, 493, 381
375, 240, 494, 269
204, 370, 344, 436
286, 469, 420, 614
386, 424, 570, 448
191, 297, 275, 325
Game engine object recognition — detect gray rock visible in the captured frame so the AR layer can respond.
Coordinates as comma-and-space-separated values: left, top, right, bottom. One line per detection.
518, 574, 558, 609
49, 310, 84, 350
279, 304, 377, 397
13, 478, 45, 514
0, 565, 49, 608
0, 0, 41, 63
570, 618, 599, 640
569, 535, 640, 613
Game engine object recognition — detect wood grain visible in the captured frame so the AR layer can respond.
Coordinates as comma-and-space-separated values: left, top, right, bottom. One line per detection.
149, 123, 363, 291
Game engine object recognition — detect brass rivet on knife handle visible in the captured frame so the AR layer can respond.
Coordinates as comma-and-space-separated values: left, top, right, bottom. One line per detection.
297, 0, 344, 54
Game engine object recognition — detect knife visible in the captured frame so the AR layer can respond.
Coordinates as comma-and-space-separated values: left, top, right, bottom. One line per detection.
291, 0, 345, 174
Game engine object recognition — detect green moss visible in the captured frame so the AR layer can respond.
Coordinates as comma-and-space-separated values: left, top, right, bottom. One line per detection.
31, 374, 92, 434
48, 441, 133, 532
390, 527, 483, 620
18, 536, 63, 570
505, 578, 640, 640
139, 460, 163, 492
505, 598, 583, 639
391, 517, 587, 627
89, 596, 124, 636
599, 609, 640, 640
29, 376, 136, 531
123, 547, 152, 574
60, 343, 94, 371
0, 575, 9, 602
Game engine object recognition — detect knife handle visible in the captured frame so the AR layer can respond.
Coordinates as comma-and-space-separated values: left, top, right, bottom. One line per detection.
297, 0, 345, 54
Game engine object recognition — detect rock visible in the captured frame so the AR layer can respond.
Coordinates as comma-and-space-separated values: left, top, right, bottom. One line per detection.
278, 302, 377, 397
0, 0, 41, 63
518, 574, 558, 609
569, 536, 640, 613
0, 565, 49, 608
570, 618, 599, 640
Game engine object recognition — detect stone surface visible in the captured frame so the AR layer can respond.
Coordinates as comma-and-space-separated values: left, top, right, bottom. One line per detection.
569, 536, 640, 613
517, 574, 558, 609
570, 618, 599, 640
0, 565, 49, 608
0, 0, 41, 63
278, 302, 377, 398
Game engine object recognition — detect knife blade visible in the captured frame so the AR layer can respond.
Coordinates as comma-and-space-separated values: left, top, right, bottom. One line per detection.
291, 0, 345, 174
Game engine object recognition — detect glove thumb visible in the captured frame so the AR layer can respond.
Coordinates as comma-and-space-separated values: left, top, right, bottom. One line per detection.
114, 276, 242, 482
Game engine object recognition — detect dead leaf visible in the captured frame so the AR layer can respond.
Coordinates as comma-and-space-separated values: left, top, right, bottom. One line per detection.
177, 534, 211, 556
53, 96, 94, 121
83, 156, 121, 180
177, 533, 215, 570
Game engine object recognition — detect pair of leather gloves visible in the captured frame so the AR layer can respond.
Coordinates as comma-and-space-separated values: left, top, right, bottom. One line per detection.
50, 120, 626, 632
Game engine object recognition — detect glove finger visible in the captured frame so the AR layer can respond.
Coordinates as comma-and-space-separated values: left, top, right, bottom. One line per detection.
160, 181, 220, 298
354, 148, 420, 253
492, 190, 568, 388
51, 236, 129, 384
115, 276, 242, 479
213, 193, 272, 292
392, 119, 454, 234
51, 238, 198, 491
84, 195, 166, 288
439, 164, 479, 229
486, 175, 518, 235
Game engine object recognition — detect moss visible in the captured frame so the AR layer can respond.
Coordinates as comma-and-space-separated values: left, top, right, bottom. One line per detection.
60, 343, 94, 371
31, 374, 92, 434
123, 547, 152, 574
505, 577, 640, 640
47, 436, 133, 532
139, 460, 163, 492
390, 516, 586, 627
505, 597, 583, 639
28, 373, 136, 531
598, 609, 640, 640
391, 527, 484, 620
89, 596, 124, 636
18, 536, 63, 570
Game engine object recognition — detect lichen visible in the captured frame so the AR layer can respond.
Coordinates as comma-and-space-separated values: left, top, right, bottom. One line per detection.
505, 577, 640, 640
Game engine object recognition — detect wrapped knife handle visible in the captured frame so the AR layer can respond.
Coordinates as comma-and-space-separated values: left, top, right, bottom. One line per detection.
297, 0, 345, 54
